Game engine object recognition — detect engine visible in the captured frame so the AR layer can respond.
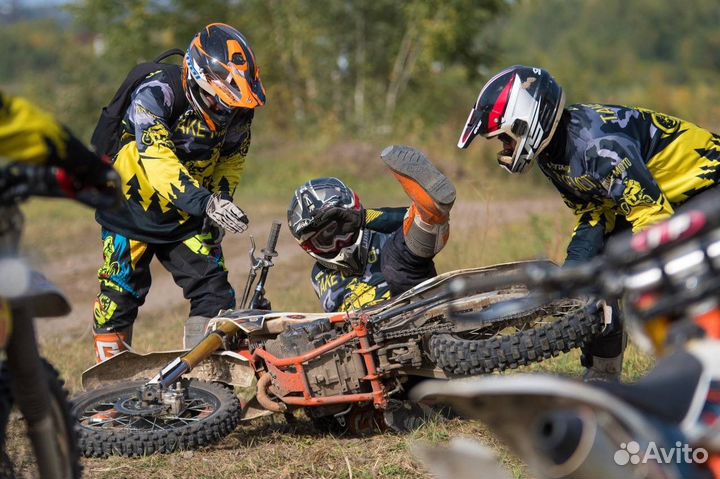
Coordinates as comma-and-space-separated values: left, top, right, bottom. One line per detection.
263, 319, 369, 398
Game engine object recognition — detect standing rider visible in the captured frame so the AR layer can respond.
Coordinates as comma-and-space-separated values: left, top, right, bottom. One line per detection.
288, 146, 456, 313
93, 23, 266, 361
457, 65, 720, 380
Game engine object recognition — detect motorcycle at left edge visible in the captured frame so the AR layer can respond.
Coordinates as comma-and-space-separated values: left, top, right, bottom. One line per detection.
0, 163, 119, 478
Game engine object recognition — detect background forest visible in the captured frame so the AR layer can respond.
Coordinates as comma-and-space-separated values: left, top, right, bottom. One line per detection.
0, 1, 717, 477
2, 0, 720, 139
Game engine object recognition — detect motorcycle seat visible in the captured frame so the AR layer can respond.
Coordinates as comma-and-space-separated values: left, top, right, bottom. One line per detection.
593, 350, 703, 424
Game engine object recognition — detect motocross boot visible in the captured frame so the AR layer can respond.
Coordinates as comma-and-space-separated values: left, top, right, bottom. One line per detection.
380, 145, 456, 258
93, 327, 132, 363
583, 353, 624, 382
184, 316, 212, 349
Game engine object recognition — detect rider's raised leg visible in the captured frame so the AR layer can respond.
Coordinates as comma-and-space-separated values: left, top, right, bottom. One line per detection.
380, 145, 456, 258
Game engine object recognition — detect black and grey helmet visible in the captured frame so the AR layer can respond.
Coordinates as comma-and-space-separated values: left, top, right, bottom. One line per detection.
288, 177, 369, 274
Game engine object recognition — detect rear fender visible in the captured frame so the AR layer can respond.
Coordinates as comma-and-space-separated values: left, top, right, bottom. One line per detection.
81, 349, 256, 391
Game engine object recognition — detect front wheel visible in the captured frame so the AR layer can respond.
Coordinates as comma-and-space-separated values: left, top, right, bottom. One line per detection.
429, 300, 603, 375
72, 379, 241, 457
0, 359, 81, 479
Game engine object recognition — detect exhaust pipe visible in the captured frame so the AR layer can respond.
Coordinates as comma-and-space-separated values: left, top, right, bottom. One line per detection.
534, 410, 638, 479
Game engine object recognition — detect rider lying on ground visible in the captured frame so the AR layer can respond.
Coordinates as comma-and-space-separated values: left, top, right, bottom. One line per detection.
288, 145, 456, 313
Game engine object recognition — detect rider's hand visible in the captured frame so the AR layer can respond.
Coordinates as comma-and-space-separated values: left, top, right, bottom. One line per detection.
205, 192, 249, 234
300, 205, 365, 237
73, 166, 123, 210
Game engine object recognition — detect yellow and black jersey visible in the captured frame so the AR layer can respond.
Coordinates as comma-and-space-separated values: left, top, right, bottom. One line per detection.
538, 103, 720, 264
0, 91, 103, 176
95, 69, 253, 243
311, 207, 406, 312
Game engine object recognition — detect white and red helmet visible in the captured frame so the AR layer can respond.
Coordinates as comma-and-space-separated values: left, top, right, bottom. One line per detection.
458, 65, 565, 173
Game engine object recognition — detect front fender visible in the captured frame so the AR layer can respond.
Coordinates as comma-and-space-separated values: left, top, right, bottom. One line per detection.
0, 258, 70, 317
81, 349, 256, 391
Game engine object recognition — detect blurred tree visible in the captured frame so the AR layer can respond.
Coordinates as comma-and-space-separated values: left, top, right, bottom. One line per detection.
68, 0, 504, 135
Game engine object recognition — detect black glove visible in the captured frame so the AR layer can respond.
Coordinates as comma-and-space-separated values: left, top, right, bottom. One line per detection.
297, 205, 365, 238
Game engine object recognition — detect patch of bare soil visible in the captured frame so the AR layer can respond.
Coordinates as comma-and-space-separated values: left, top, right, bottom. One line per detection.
33, 197, 566, 342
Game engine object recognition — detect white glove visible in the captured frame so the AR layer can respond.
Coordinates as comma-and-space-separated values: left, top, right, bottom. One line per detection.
205, 193, 249, 234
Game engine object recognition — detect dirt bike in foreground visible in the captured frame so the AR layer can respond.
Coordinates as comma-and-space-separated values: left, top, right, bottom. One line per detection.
72, 222, 605, 458
413, 190, 720, 479
0, 164, 117, 478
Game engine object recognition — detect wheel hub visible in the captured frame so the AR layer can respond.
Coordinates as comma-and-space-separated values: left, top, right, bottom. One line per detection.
114, 397, 166, 417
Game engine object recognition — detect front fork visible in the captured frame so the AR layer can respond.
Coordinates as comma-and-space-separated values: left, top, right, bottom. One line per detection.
146, 319, 241, 389
5, 306, 63, 478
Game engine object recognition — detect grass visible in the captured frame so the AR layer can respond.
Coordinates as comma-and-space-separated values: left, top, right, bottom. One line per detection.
9, 133, 655, 478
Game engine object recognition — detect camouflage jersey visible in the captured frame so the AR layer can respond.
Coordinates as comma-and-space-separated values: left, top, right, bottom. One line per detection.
310, 207, 406, 313
95, 69, 253, 243
539, 103, 720, 263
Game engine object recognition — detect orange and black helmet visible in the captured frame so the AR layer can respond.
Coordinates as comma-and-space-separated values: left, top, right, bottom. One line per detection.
183, 23, 266, 131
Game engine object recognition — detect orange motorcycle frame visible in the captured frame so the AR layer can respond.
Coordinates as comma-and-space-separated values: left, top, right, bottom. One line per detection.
251, 314, 389, 410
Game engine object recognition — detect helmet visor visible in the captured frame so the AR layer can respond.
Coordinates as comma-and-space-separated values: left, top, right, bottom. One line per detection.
300, 222, 359, 256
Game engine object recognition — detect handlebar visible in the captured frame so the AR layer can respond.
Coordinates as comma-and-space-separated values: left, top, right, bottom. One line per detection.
1, 163, 121, 210
452, 188, 720, 302
262, 221, 281, 258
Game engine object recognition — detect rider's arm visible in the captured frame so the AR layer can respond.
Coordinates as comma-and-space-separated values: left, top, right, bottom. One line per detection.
128, 74, 212, 217
210, 110, 253, 195
365, 207, 408, 233
0, 91, 116, 187
564, 202, 615, 266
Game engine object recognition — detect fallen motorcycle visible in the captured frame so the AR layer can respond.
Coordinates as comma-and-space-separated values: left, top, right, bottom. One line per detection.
0, 164, 117, 478
72, 223, 604, 457
413, 190, 720, 479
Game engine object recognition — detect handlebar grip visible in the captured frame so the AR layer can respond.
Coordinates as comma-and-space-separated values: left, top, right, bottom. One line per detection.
263, 221, 282, 257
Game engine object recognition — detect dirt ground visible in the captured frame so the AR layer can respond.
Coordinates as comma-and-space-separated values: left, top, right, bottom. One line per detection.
33, 196, 566, 342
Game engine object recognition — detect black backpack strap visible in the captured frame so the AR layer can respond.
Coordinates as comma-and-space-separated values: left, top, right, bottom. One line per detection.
161, 64, 189, 124
152, 49, 189, 122
153, 48, 185, 63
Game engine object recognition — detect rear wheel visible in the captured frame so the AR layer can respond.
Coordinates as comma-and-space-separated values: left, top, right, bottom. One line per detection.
72, 379, 241, 457
429, 299, 602, 375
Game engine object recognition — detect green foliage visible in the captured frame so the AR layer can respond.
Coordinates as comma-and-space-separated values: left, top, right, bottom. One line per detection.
488, 0, 720, 127
2, 0, 507, 141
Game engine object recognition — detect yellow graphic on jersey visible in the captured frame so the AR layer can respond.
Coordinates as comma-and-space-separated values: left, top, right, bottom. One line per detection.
365, 209, 383, 224
340, 279, 391, 312
141, 123, 175, 150
620, 179, 655, 214
635, 107, 681, 136
646, 125, 720, 204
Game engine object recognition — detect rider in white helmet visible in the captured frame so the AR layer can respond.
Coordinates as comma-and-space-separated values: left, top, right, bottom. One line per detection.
459, 65, 720, 380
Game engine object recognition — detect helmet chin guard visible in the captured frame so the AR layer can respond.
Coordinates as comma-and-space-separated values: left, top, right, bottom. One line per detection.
314, 228, 371, 275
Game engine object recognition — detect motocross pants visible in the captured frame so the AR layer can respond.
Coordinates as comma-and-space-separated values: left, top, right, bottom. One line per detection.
381, 230, 437, 296
92, 227, 235, 334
